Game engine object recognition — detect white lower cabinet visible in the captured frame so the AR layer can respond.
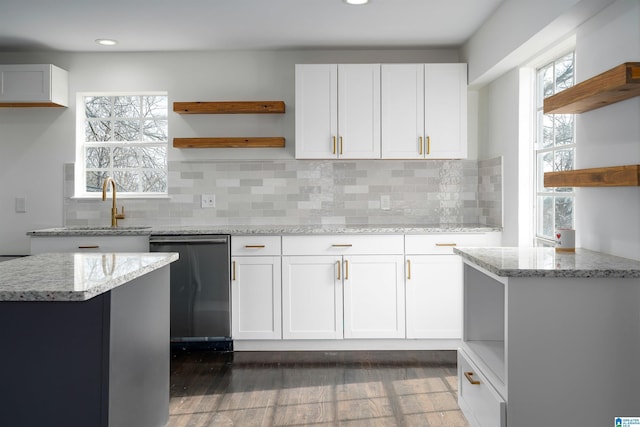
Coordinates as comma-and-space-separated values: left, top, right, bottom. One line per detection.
231, 236, 282, 340
281, 256, 343, 339
282, 235, 405, 340
231, 256, 282, 340
405, 255, 462, 339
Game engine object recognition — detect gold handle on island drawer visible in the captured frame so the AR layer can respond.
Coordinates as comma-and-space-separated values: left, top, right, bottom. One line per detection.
427, 136, 431, 155
464, 371, 481, 385
332, 244, 353, 247
232, 261, 236, 281
339, 136, 343, 155
332, 136, 337, 154
419, 136, 423, 155
244, 245, 265, 248
336, 261, 341, 280
407, 259, 411, 280
344, 260, 349, 280
435, 243, 457, 247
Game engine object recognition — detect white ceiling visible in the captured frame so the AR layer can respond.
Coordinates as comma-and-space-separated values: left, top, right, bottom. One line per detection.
0, 0, 504, 52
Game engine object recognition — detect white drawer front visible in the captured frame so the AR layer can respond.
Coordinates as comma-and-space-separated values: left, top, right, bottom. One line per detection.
232, 236, 281, 256
30, 236, 149, 254
282, 235, 404, 255
458, 350, 505, 427
405, 232, 501, 255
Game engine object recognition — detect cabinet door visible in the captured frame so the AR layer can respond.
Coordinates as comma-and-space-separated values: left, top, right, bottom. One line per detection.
343, 255, 405, 339
295, 64, 338, 159
381, 64, 424, 159
231, 256, 282, 340
424, 63, 467, 159
405, 255, 463, 339
282, 256, 343, 339
337, 64, 381, 159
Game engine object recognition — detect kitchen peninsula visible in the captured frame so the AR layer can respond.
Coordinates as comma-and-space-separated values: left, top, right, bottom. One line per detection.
454, 247, 640, 427
0, 252, 178, 427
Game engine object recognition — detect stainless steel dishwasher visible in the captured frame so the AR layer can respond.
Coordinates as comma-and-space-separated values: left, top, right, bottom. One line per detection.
149, 234, 231, 350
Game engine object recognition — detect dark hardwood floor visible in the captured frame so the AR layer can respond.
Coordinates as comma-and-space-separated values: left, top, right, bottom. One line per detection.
168, 350, 469, 427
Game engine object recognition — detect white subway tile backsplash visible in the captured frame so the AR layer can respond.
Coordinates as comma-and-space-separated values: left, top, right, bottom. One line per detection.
63, 158, 502, 227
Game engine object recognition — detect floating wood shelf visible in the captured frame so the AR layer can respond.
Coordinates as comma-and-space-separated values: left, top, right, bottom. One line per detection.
544, 165, 640, 187
544, 62, 640, 114
173, 101, 285, 114
173, 137, 285, 148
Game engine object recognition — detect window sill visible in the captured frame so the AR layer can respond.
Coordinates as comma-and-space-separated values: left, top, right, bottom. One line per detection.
71, 194, 171, 200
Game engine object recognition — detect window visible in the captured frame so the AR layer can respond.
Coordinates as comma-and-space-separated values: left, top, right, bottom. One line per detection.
76, 93, 168, 197
534, 52, 575, 244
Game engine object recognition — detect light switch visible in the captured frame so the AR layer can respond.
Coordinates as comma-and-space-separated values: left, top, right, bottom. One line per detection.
380, 195, 391, 210
15, 197, 26, 213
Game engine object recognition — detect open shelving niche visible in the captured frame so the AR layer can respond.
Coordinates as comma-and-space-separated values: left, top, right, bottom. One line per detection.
543, 62, 640, 187
172, 101, 286, 148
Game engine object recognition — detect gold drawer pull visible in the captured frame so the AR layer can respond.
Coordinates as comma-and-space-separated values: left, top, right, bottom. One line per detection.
407, 259, 411, 280
332, 244, 353, 247
78, 245, 100, 249
427, 136, 431, 155
232, 261, 236, 281
344, 259, 349, 280
339, 136, 343, 155
419, 136, 423, 155
244, 245, 266, 248
332, 136, 337, 154
435, 243, 457, 247
464, 371, 480, 385
336, 261, 341, 280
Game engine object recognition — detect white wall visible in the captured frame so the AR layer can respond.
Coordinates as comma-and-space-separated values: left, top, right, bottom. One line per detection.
472, 0, 640, 259
0, 48, 459, 255
573, 0, 640, 259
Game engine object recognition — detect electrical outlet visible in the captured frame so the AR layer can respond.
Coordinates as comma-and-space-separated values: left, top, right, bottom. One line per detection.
380, 195, 391, 210
201, 194, 215, 208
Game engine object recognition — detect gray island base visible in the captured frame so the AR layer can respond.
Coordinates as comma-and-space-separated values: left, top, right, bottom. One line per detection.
0, 252, 178, 427
455, 247, 640, 427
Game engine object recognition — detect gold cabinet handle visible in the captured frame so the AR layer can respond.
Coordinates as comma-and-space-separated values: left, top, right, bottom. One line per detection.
332, 136, 336, 154
344, 259, 349, 280
419, 136, 423, 155
332, 244, 353, 247
339, 136, 343, 155
435, 243, 457, 247
78, 245, 100, 249
464, 371, 480, 385
407, 259, 411, 280
427, 136, 431, 155
232, 260, 236, 281
244, 245, 265, 248
336, 260, 341, 280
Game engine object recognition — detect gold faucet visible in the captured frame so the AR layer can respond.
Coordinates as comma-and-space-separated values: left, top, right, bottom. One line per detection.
102, 177, 125, 227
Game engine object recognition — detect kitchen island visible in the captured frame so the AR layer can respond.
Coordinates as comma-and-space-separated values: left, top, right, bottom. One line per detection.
454, 247, 640, 427
0, 252, 178, 427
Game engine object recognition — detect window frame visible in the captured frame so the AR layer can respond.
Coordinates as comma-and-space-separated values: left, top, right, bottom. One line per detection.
533, 51, 576, 246
74, 91, 169, 199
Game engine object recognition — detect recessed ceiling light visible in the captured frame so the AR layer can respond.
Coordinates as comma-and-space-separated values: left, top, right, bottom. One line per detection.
344, 0, 369, 5
95, 39, 118, 46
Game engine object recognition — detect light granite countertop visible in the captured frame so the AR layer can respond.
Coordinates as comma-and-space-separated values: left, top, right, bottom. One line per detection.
28, 223, 501, 237
454, 247, 640, 278
0, 252, 178, 302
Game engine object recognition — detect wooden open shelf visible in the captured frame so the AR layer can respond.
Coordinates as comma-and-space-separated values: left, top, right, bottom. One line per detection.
173, 101, 285, 114
173, 137, 285, 148
544, 62, 640, 114
544, 165, 640, 187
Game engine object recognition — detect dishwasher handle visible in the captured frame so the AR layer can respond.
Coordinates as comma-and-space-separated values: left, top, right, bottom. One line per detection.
149, 237, 229, 245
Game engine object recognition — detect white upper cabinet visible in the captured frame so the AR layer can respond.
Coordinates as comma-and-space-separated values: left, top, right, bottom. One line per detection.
295, 64, 381, 159
381, 63, 467, 159
0, 64, 69, 107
